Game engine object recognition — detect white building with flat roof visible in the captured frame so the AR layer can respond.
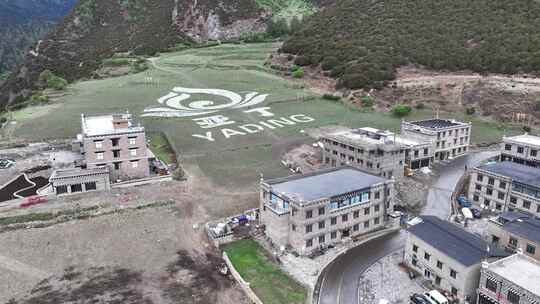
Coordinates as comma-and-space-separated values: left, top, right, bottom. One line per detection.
501, 133, 540, 168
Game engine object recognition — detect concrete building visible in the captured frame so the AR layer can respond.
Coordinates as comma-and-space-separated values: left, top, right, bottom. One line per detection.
49, 167, 110, 196
260, 167, 394, 255
77, 113, 150, 181
468, 162, 540, 216
477, 253, 540, 304
401, 118, 471, 161
405, 216, 508, 303
486, 212, 540, 261
320, 127, 433, 178
500, 133, 540, 168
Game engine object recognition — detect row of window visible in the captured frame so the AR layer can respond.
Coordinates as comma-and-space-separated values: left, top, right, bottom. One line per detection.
95, 148, 139, 160
323, 139, 405, 157
56, 182, 97, 194
94, 136, 138, 149
504, 143, 538, 157
95, 160, 139, 169
476, 174, 506, 189
484, 278, 521, 304
493, 234, 537, 255
437, 128, 469, 139
305, 218, 382, 247
475, 184, 506, 200
412, 244, 459, 279
436, 137, 468, 149
302, 206, 382, 233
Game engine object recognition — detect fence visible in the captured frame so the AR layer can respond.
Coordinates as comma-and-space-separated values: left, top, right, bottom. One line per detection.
222, 251, 263, 304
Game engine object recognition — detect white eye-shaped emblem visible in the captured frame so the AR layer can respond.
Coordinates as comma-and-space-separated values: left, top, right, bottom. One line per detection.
142, 87, 269, 117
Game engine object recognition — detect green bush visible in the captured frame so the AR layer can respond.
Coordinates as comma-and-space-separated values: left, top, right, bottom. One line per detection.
267, 18, 289, 37
39, 70, 68, 90
322, 94, 341, 101
292, 68, 305, 78
30, 92, 49, 105
290, 65, 300, 72
321, 56, 340, 71
392, 104, 412, 117
361, 95, 375, 108
465, 107, 476, 115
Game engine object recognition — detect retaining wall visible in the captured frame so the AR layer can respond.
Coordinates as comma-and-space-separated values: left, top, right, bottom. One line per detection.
222, 251, 263, 304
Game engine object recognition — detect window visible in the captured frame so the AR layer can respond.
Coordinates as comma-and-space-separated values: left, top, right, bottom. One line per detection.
342, 214, 348, 222
526, 244, 536, 255
375, 191, 380, 199
537, 204, 540, 213
84, 182, 97, 191
424, 252, 431, 261
424, 148, 428, 155
505, 144, 512, 151
113, 162, 121, 170
364, 207, 370, 215
331, 217, 337, 225
451, 287, 458, 295
475, 184, 482, 191
486, 188, 493, 196
507, 291, 520, 304
477, 174, 484, 182
473, 195, 479, 202
129, 137, 137, 145
305, 224, 313, 233
364, 221, 369, 228
374, 204, 380, 212
353, 210, 359, 218
96, 152, 104, 160
306, 239, 313, 247
497, 192, 505, 200
95, 141, 103, 149
318, 207, 325, 215
319, 235, 325, 244
435, 276, 441, 286
532, 149, 538, 157
450, 269, 457, 279
374, 218, 380, 225
485, 278, 497, 292
488, 177, 495, 185
523, 200, 531, 209
509, 237, 518, 247
353, 224, 359, 231
510, 196, 517, 204
499, 181, 506, 189
331, 231, 337, 239
436, 261, 443, 269
496, 204, 502, 211
111, 138, 120, 147
492, 235, 500, 244
113, 150, 120, 158
318, 221, 325, 229
130, 148, 137, 156
131, 160, 138, 168
413, 244, 418, 253
306, 210, 313, 219
291, 224, 296, 231
70, 184, 82, 193
517, 146, 524, 154
56, 185, 68, 194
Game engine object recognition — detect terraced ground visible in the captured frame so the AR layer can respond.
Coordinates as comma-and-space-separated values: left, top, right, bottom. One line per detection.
6, 43, 521, 188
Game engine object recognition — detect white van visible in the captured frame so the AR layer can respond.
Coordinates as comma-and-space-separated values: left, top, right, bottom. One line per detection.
424, 290, 449, 304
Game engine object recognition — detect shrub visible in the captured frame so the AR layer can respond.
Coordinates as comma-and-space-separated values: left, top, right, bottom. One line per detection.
523, 126, 532, 133
321, 56, 340, 71
30, 92, 49, 104
361, 95, 375, 108
465, 107, 476, 115
267, 18, 289, 37
322, 94, 341, 101
392, 104, 412, 117
290, 65, 300, 72
39, 70, 68, 90
0, 117, 7, 124
292, 68, 305, 78
172, 166, 186, 181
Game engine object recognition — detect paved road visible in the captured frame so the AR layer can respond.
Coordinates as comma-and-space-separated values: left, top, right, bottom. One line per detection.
317, 151, 499, 304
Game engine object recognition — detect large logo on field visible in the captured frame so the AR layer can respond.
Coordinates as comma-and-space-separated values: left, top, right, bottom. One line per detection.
142, 87, 269, 117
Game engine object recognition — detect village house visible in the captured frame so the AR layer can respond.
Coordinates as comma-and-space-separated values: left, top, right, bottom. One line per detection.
486, 212, 540, 261
75, 112, 150, 181
405, 216, 507, 303
259, 167, 395, 255
401, 118, 471, 162
320, 127, 433, 179
500, 133, 540, 168
49, 167, 111, 196
468, 161, 540, 216
477, 252, 540, 304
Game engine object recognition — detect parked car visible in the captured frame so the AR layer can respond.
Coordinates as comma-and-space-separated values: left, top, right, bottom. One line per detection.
471, 207, 482, 218
410, 293, 431, 304
457, 195, 472, 208
424, 290, 449, 304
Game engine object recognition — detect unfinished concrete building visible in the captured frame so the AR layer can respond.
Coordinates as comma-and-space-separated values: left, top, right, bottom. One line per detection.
320, 127, 433, 179
401, 118, 471, 161
260, 166, 395, 255
49, 167, 111, 196
75, 113, 150, 181
500, 133, 540, 168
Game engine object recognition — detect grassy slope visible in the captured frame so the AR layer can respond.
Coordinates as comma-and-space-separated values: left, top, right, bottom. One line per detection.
282, 0, 540, 89
224, 239, 306, 304
7, 43, 521, 187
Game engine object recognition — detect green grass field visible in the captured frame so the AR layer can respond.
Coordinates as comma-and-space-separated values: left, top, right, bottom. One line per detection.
224, 239, 306, 304
6, 42, 521, 187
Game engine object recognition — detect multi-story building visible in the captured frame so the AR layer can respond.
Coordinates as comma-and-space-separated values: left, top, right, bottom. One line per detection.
486, 212, 540, 261
320, 127, 433, 179
77, 113, 150, 181
405, 216, 508, 303
500, 133, 540, 167
401, 118, 471, 161
260, 166, 394, 255
468, 161, 540, 217
477, 253, 540, 304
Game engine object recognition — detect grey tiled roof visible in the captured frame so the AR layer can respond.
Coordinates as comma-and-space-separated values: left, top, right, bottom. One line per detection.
498, 212, 540, 245
266, 167, 387, 202
477, 161, 540, 188
408, 216, 508, 267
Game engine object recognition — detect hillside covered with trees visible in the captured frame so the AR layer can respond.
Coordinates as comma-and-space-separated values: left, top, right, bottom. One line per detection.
282, 0, 540, 89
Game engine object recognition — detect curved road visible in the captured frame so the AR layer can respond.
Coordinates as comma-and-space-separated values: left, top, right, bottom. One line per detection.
317, 151, 499, 304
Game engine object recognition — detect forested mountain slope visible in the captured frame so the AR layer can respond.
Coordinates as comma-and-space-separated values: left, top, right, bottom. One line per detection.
282, 0, 540, 89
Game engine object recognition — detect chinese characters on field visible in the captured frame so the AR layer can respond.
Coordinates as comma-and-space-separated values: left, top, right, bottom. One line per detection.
142, 87, 316, 142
